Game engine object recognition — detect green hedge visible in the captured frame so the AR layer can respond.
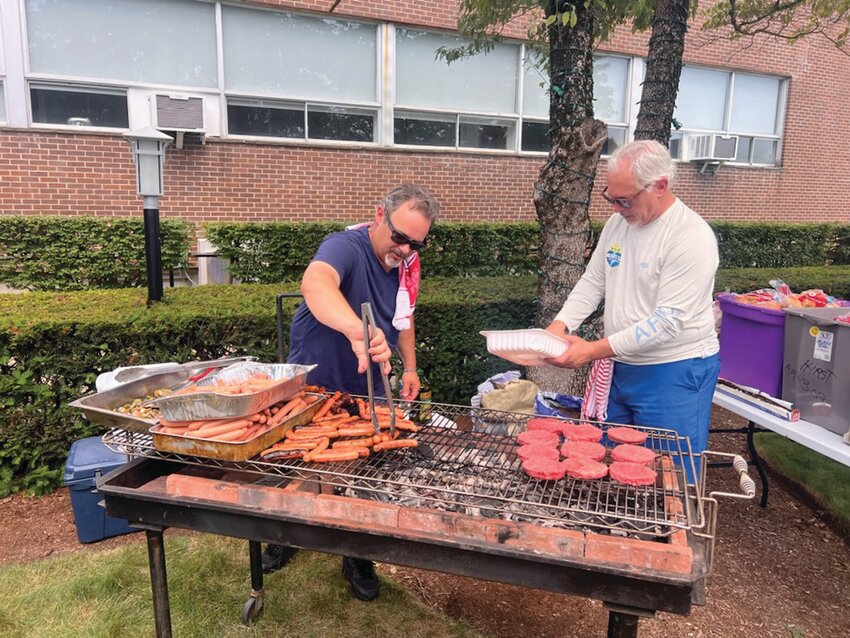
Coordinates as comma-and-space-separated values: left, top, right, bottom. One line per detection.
0, 216, 191, 291
715, 266, 850, 298
0, 276, 534, 496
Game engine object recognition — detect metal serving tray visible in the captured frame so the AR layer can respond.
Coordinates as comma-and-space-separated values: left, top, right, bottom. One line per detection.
151, 362, 317, 421
149, 393, 325, 461
69, 358, 254, 433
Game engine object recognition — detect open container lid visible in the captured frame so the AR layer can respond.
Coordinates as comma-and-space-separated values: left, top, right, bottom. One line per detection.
480, 329, 568, 366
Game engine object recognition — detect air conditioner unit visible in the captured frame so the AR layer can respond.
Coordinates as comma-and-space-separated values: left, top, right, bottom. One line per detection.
685, 134, 738, 162
152, 93, 206, 147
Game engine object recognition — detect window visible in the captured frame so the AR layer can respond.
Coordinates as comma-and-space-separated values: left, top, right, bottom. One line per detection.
674, 67, 784, 165
222, 6, 378, 142
520, 53, 631, 154
394, 29, 519, 150
25, 0, 217, 87
30, 84, 128, 128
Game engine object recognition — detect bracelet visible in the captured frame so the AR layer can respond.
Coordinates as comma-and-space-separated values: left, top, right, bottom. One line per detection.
403, 368, 417, 373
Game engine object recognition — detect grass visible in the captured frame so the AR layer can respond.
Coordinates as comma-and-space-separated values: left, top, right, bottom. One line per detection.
0, 535, 485, 638
755, 432, 850, 531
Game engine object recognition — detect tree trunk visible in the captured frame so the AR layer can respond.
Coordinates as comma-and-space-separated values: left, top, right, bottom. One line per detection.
634, 0, 690, 145
527, 2, 607, 396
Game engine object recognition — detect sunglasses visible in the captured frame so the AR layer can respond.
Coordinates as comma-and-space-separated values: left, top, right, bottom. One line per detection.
600, 184, 651, 209
385, 208, 427, 251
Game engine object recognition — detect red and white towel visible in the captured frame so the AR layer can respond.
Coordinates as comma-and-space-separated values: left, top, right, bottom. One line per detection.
582, 358, 613, 421
346, 222, 420, 331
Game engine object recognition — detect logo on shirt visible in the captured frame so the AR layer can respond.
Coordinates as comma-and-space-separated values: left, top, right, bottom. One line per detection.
606, 243, 622, 268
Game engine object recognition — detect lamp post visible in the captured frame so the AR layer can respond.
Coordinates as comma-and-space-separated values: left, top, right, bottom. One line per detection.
124, 127, 172, 303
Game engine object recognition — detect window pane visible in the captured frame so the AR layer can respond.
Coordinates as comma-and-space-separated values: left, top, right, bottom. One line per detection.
602, 126, 627, 155
396, 29, 518, 113
394, 112, 455, 147
0, 82, 5, 121
307, 106, 374, 142
26, 0, 217, 87
675, 67, 728, 130
593, 56, 629, 123
669, 132, 683, 159
730, 74, 781, 135
30, 86, 128, 127
752, 138, 777, 164
735, 136, 752, 163
521, 121, 549, 152
227, 103, 304, 139
223, 7, 375, 102
458, 117, 514, 150
522, 54, 548, 118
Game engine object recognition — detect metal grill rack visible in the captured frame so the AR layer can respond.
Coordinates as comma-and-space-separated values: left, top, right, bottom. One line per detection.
102, 401, 703, 538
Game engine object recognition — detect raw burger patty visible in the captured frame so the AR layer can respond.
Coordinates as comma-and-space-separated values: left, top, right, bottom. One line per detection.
562, 456, 608, 480
610, 444, 657, 466
561, 422, 603, 442
606, 426, 648, 445
560, 441, 606, 462
517, 430, 560, 447
526, 417, 567, 434
609, 461, 657, 486
516, 444, 560, 462
522, 457, 566, 480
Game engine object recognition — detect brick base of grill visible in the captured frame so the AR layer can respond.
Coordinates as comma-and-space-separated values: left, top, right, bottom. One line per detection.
152, 471, 693, 577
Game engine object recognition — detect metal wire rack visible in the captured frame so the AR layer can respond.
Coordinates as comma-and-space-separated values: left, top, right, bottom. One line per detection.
102, 401, 703, 538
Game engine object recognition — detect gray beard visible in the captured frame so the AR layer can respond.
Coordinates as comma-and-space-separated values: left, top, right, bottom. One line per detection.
384, 253, 402, 269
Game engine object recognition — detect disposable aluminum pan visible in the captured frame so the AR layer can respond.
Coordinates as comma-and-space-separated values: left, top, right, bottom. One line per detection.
149, 393, 325, 462
151, 362, 317, 421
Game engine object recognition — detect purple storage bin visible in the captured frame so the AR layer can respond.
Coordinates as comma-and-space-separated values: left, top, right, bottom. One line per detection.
717, 293, 786, 397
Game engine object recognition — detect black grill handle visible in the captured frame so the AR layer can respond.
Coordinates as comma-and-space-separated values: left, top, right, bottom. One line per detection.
276, 292, 303, 364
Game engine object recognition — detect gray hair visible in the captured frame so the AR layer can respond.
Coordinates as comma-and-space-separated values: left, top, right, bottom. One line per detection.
382, 183, 441, 224
608, 140, 676, 188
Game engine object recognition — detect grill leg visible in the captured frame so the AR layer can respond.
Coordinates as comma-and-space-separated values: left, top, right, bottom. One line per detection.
241, 540, 265, 625
145, 528, 173, 638
607, 611, 639, 638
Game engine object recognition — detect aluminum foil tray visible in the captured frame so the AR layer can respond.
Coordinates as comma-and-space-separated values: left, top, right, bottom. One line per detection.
480, 329, 568, 366
151, 362, 317, 421
149, 393, 325, 462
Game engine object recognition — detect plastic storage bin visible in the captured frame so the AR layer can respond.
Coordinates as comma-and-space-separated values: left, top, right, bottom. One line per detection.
63, 436, 137, 543
781, 307, 850, 436
717, 294, 786, 397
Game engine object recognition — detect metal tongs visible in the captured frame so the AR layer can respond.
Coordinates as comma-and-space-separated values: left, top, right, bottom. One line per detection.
361, 302, 396, 437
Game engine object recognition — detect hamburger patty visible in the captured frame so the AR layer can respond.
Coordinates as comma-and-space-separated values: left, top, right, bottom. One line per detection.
609, 461, 657, 486
525, 417, 567, 434
559, 441, 606, 462
610, 444, 657, 466
522, 457, 567, 480
517, 430, 560, 447
516, 444, 560, 462
562, 456, 609, 480
561, 422, 603, 443
606, 426, 648, 445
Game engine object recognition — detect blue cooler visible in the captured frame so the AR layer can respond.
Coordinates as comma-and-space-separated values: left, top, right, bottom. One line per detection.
63, 436, 137, 543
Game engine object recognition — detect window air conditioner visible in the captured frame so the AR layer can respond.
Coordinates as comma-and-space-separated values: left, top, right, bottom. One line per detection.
685, 134, 738, 162
152, 93, 206, 147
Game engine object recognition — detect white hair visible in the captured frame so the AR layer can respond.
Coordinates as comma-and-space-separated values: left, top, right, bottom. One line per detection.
608, 140, 676, 187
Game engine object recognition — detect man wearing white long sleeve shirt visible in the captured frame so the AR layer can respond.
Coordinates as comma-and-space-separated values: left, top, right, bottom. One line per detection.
545, 140, 720, 477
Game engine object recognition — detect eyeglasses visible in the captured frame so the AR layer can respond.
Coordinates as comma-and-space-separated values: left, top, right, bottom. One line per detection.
384, 208, 427, 251
600, 184, 652, 209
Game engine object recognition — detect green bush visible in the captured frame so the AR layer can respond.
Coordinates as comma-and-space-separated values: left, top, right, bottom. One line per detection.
0, 216, 191, 291
709, 222, 835, 268
0, 277, 534, 495
715, 266, 850, 298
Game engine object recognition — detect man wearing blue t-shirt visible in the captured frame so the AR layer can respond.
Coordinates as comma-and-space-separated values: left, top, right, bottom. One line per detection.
262, 183, 440, 601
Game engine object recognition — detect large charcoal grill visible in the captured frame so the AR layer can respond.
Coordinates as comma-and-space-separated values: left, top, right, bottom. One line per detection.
98, 399, 753, 638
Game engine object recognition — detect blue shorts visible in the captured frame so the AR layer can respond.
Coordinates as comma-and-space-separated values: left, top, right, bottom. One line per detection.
606, 354, 720, 481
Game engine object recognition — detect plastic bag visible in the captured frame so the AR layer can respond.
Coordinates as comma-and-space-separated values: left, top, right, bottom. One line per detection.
535, 391, 583, 417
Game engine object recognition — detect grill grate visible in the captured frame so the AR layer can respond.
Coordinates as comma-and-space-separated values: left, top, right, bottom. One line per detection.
102, 400, 702, 538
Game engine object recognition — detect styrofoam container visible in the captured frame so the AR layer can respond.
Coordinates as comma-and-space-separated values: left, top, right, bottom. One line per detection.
480, 329, 568, 366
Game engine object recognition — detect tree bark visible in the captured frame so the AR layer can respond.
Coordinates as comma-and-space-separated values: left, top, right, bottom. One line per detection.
527, 2, 607, 395
634, 0, 690, 145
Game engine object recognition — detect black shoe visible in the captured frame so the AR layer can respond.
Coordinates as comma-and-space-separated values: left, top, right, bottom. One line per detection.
341, 556, 380, 601
261, 544, 298, 574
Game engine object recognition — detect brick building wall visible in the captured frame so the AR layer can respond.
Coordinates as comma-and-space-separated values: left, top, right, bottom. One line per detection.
1, 1, 848, 225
